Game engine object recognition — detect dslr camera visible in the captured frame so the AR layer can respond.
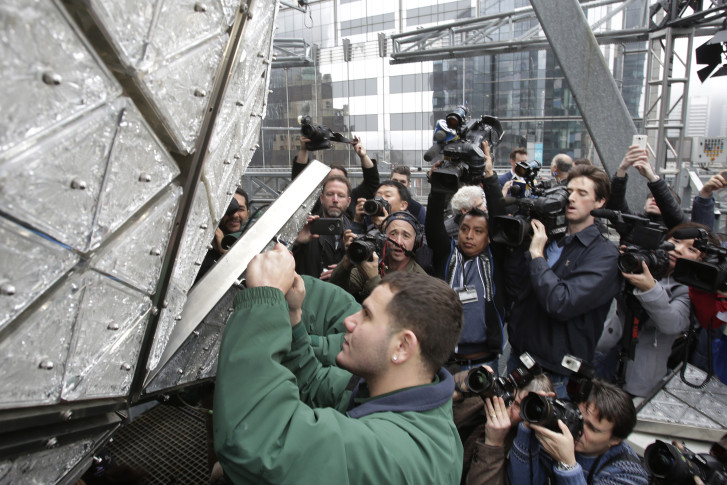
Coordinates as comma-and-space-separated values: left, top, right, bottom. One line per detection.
347, 232, 388, 265
591, 209, 672, 280
459, 353, 542, 406
645, 439, 726, 485
519, 354, 594, 439
673, 227, 727, 292
428, 106, 504, 194
509, 159, 555, 199
362, 196, 391, 217
491, 185, 570, 247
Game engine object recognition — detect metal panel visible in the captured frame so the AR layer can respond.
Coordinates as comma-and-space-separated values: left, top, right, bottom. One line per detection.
529, 0, 650, 208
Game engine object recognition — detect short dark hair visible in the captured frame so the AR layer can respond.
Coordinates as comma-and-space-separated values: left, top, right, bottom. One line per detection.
329, 164, 348, 178
391, 165, 411, 184
567, 165, 611, 202
381, 272, 463, 375
378, 180, 411, 204
322, 174, 352, 197
235, 187, 249, 206
510, 147, 527, 160
458, 207, 488, 227
586, 379, 636, 440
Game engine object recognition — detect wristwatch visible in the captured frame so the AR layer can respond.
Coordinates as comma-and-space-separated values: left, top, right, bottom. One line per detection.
555, 461, 578, 472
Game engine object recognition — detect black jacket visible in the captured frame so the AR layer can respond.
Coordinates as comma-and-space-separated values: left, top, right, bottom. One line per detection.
606, 174, 687, 229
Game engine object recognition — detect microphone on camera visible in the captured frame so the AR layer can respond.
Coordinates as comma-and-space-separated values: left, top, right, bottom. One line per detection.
423, 143, 442, 162
671, 227, 704, 240
590, 208, 620, 219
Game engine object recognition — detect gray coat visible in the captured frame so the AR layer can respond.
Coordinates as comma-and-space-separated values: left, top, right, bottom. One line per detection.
598, 275, 691, 397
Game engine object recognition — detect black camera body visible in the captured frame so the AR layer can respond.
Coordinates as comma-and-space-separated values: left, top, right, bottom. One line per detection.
645, 440, 727, 485
348, 232, 388, 265
520, 394, 584, 439
674, 229, 727, 292
299, 115, 333, 151
429, 110, 504, 194
491, 185, 570, 247
363, 196, 391, 217
461, 353, 541, 406
591, 209, 672, 280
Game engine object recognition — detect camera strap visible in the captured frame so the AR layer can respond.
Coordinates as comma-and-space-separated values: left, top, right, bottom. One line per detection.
330, 132, 355, 144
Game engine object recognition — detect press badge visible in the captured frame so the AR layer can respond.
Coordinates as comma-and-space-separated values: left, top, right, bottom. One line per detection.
455, 286, 478, 304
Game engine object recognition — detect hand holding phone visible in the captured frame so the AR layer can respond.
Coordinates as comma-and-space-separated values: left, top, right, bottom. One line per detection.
632, 134, 648, 150
309, 218, 344, 236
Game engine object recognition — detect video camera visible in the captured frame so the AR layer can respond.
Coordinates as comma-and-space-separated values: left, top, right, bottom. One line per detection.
645, 439, 726, 485
519, 354, 595, 439
490, 185, 570, 247
426, 106, 504, 194
298, 115, 355, 151
459, 352, 542, 406
509, 160, 555, 199
590, 209, 673, 280
673, 227, 727, 292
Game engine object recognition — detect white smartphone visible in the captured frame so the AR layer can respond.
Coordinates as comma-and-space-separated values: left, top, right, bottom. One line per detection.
632, 134, 648, 150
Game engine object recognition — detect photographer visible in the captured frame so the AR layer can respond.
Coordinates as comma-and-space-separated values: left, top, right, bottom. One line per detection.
504, 165, 621, 397
596, 222, 712, 396
691, 172, 727, 231
451, 368, 554, 485
426, 140, 507, 372
329, 211, 427, 302
507, 379, 648, 485
606, 145, 687, 230
293, 135, 380, 220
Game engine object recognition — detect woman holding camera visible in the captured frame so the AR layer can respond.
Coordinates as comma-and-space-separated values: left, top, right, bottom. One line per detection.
596, 222, 714, 397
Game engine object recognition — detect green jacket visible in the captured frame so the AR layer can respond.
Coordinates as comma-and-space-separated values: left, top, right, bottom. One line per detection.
300, 275, 361, 365
214, 286, 463, 485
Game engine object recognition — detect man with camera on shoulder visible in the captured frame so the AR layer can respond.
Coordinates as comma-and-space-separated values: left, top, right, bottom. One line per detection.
504, 165, 621, 397
507, 379, 649, 485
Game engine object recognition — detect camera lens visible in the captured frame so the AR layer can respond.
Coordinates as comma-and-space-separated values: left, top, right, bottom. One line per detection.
646, 448, 673, 477
465, 367, 495, 395
521, 394, 549, 422
618, 252, 644, 274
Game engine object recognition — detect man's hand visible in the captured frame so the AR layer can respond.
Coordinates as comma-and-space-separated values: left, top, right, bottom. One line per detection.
622, 261, 656, 291
633, 159, 659, 183
484, 396, 511, 447
427, 160, 443, 183
320, 264, 336, 281
482, 140, 494, 177
371, 207, 389, 229
296, 136, 311, 165
358, 252, 380, 280
353, 197, 367, 224
501, 179, 514, 198
352, 136, 374, 169
343, 229, 357, 250
212, 227, 227, 254
700, 173, 726, 198
616, 145, 647, 177
246, 243, 296, 295
531, 420, 577, 467
285, 273, 306, 326
529, 219, 548, 259
296, 215, 320, 244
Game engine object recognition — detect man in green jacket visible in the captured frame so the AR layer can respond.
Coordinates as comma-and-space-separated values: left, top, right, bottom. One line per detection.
213, 244, 465, 484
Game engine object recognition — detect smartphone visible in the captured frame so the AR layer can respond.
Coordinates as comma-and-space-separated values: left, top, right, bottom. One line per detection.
309, 218, 344, 236
632, 134, 648, 150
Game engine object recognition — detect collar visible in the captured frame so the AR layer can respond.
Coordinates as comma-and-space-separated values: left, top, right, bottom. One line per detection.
347, 368, 454, 418
562, 223, 600, 248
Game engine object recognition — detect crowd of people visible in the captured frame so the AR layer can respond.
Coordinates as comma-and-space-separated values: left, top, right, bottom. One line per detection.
207, 135, 727, 484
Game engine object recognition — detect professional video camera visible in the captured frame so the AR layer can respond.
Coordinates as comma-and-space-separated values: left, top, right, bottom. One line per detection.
519, 354, 594, 439
509, 160, 555, 199
347, 232, 388, 265
645, 440, 727, 485
590, 209, 672, 280
459, 352, 542, 406
362, 196, 390, 217
426, 106, 504, 194
298, 115, 355, 151
673, 227, 727, 292
490, 185, 570, 247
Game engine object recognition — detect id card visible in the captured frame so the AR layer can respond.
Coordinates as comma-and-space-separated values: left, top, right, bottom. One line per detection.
455, 286, 478, 304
